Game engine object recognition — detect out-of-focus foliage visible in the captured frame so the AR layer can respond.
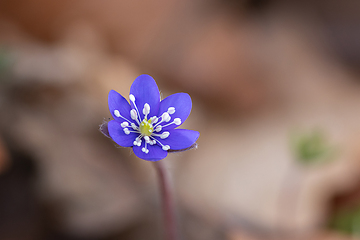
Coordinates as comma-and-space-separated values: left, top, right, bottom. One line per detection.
329, 205, 360, 237
291, 130, 337, 166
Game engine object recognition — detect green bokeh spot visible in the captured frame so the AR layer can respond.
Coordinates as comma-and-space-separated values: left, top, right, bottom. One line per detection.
329, 205, 360, 237
291, 129, 337, 166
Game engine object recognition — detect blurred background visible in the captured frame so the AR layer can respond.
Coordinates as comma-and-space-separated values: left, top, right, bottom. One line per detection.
0, 0, 360, 239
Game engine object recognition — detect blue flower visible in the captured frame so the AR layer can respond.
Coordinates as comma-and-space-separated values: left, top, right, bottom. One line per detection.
107, 74, 199, 161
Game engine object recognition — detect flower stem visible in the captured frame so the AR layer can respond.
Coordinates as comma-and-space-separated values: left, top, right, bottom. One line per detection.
153, 160, 178, 240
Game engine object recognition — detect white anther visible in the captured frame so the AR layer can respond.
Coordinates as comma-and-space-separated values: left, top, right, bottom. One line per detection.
130, 109, 137, 120
144, 136, 150, 143
174, 118, 181, 125
162, 112, 171, 122
167, 107, 175, 114
142, 147, 149, 154
152, 140, 156, 144
160, 131, 170, 139
123, 128, 130, 135
114, 110, 121, 117
134, 137, 141, 146
162, 145, 170, 151
121, 122, 129, 128
143, 103, 150, 115
131, 123, 138, 130
155, 125, 162, 132
150, 116, 158, 124
129, 94, 135, 102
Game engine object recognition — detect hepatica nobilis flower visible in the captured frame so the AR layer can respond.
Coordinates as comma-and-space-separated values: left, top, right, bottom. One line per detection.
106, 74, 199, 161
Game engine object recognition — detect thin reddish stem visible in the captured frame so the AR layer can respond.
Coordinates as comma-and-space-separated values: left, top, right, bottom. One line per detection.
154, 160, 178, 240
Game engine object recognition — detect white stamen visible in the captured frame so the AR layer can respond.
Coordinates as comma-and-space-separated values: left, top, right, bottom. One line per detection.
144, 136, 150, 143
155, 125, 162, 132
129, 94, 135, 102
143, 103, 150, 116
160, 118, 182, 128
150, 116, 157, 124
134, 137, 142, 146
129, 94, 142, 123
151, 116, 158, 124
162, 145, 170, 151
123, 128, 130, 135
149, 136, 170, 151
114, 110, 121, 117
142, 142, 149, 154
131, 123, 138, 130
112, 110, 132, 125
152, 140, 156, 144
121, 122, 129, 128
160, 131, 170, 139
162, 112, 171, 122
130, 109, 137, 120
174, 118, 181, 125
167, 107, 175, 114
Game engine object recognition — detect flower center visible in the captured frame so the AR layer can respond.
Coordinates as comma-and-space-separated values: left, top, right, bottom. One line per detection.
139, 119, 153, 136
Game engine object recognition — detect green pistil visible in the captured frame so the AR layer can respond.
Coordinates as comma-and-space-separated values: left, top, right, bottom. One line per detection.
140, 119, 154, 136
